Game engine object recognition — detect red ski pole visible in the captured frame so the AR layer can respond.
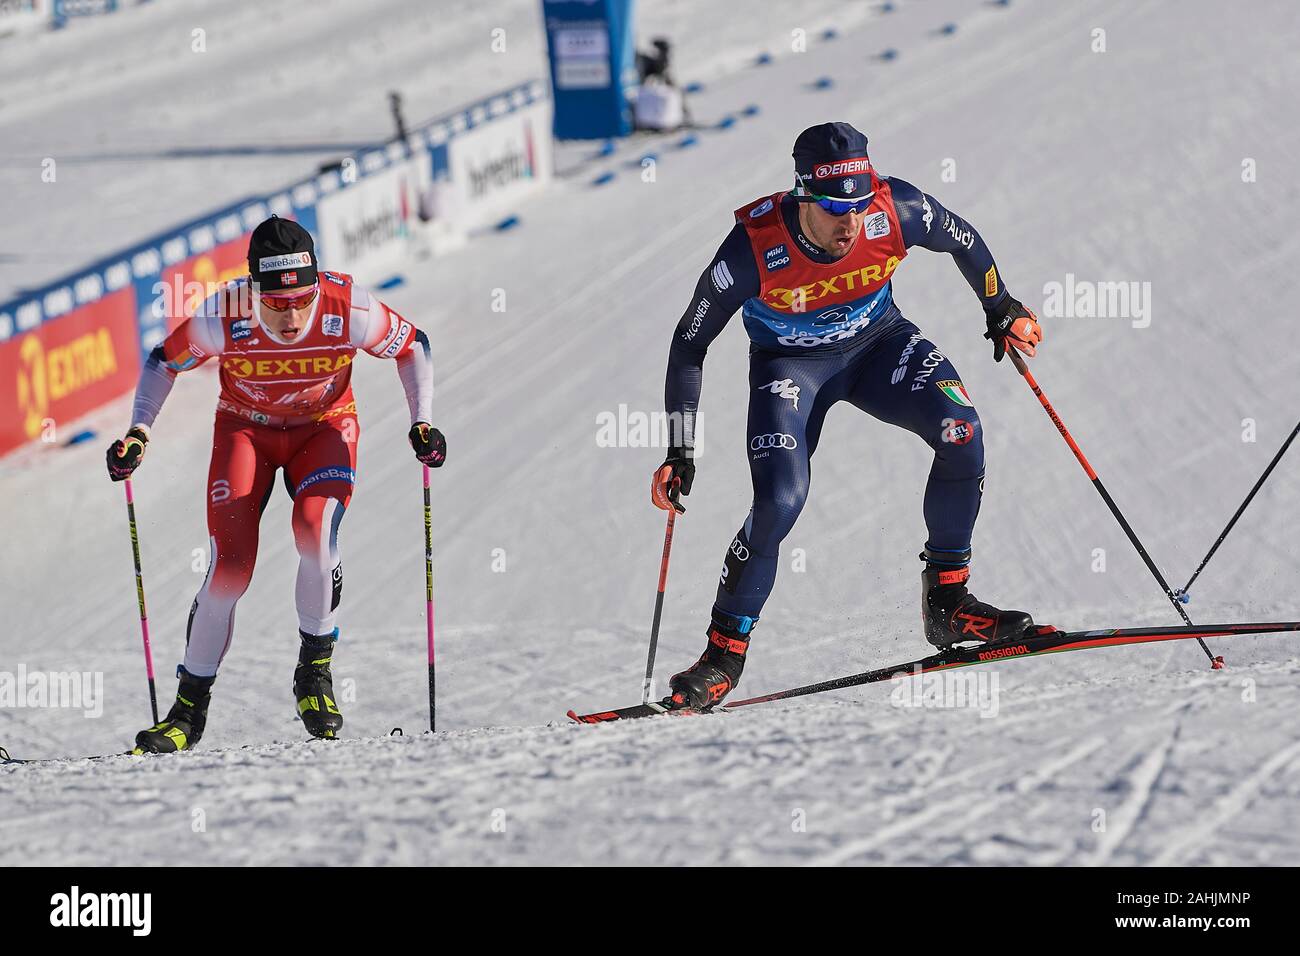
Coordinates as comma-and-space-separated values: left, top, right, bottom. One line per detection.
1006, 350, 1220, 667
642, 505, 678, 704
123, 478, 160, 722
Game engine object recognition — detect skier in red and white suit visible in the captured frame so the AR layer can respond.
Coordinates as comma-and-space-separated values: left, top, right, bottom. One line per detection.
106, 217, 446, 752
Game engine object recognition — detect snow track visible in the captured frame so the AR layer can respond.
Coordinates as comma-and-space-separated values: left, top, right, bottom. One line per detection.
2, 0, 1299, 865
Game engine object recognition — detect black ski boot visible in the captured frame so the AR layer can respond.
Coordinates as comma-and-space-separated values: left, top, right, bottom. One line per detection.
668, 611, 755, 711
134, 667, 215, 754
921, 552, 1033, 648
294, 630, 343, 739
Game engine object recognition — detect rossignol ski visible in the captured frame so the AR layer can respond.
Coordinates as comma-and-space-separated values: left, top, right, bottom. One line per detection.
566, 621, 1300, 723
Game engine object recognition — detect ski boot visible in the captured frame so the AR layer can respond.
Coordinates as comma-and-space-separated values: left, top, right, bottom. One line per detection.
921, 551, 1033, 648
668, 610, 755, 711
294, 630, 343, 739
134, 666, 215, 754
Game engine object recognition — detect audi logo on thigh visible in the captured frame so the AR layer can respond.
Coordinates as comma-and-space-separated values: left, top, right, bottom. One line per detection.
750, 433, 798, 451
730, 537, 750, 561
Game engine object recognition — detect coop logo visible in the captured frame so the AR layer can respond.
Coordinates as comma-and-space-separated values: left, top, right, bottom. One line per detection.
777, 315, 871, 348
49, 886, 152, 936
223, 355, 352, 378
750, 433, 797, 451
813, 157, 870, 179
763, 244, 790, 272
749, 198, 774, 218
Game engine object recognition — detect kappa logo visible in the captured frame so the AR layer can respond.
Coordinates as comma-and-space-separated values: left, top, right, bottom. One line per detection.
322, 313, 344, 337
749, 198, 774, 218
710, 260, 735, 292
758, 378, 800, 410
863, 210, 890, 239
750, 433, 797, 451
922, 195, 933, 233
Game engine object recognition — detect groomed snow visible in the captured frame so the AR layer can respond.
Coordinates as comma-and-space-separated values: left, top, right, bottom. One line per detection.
2, 0, 1298, 866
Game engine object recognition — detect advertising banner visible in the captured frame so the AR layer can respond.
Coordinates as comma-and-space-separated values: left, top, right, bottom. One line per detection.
541, 0, 636, 139
445, 99, 553, 231
0, 287, 139, 455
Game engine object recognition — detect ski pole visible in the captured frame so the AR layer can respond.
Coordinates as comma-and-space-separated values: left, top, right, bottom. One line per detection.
1005, 350, 1220, 666
642, 483, 680, 703
123, 478, 160, 723
422, 464, 436, 733
1177, 417, 1299, 601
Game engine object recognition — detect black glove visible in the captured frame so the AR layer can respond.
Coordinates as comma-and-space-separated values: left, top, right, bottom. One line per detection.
106, 426, 149, 482
408, 422, 446, 467
652, 445, 695, 513
983, 295, 1042, 363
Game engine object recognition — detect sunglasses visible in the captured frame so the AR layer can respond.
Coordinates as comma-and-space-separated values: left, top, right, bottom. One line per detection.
259, 285, 319, 312
811, 193, 874, 216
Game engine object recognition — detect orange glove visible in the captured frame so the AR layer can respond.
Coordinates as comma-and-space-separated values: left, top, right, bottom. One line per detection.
984, 296, 1043, 362
651, 447, 694, 513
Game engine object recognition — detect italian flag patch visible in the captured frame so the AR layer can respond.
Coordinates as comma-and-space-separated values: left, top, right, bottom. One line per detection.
936, 379, 973, 407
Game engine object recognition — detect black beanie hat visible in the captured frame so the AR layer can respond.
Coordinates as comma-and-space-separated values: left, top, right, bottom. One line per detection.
247, 216, 318, 288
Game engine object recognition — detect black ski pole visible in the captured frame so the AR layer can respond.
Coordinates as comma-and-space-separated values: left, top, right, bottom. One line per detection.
422, 464, 435, 733
1177, 418, 1299, 601
1006, 350, 1220, 667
